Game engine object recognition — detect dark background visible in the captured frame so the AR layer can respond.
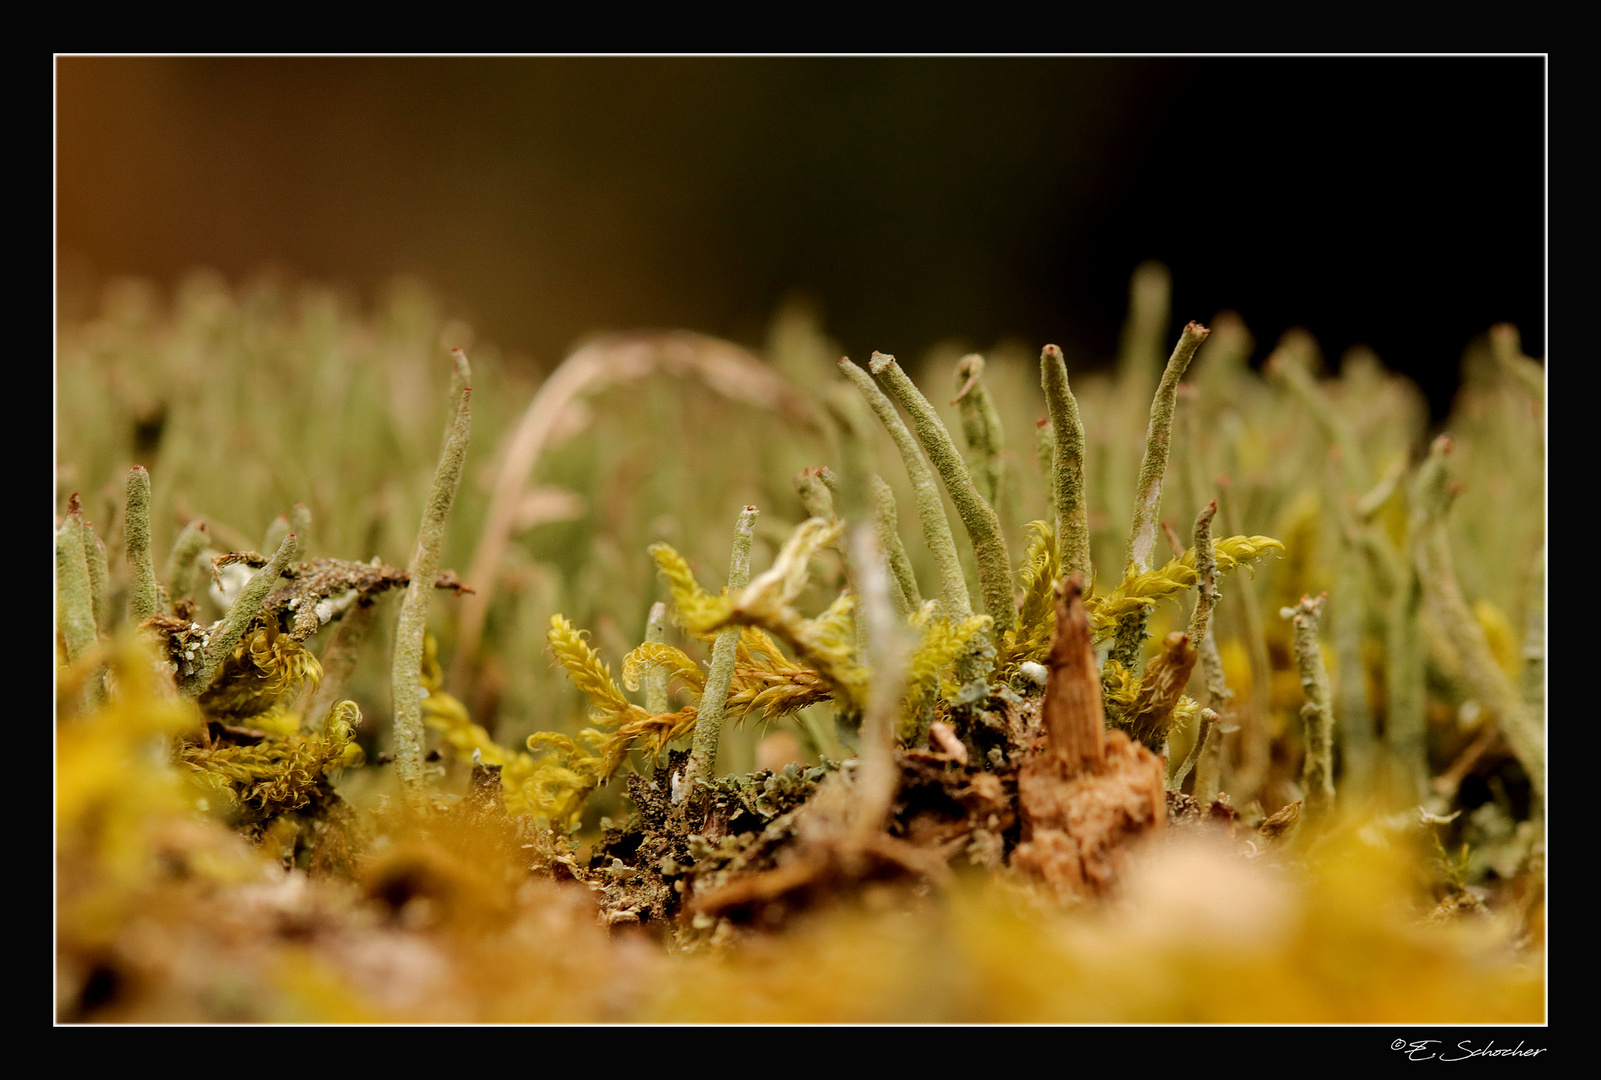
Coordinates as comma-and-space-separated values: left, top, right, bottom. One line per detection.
56, 57, 1546, 421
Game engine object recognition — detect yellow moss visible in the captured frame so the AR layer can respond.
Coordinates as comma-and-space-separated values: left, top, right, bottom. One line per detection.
1101, 659, 1140, 729
178, 700, 364, 815
547, 615, 641, 725
622, 641, 707, 696
196, 617, 323, 722
57, 637, 209, 885
905, 606, 994, 728
1088, 534, 1285, 638
651, 526, 871, 712
998, 520, 1058, 675
1473, 600, 1520, 680
522, 730, 611, 828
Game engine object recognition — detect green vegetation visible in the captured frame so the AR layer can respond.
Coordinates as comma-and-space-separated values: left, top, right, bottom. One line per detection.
55, 268, 1544, 1022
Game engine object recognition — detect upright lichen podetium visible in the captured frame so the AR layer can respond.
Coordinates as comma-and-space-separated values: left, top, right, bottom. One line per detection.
124, 465, 159, 623
1126, 322, 1210, 579
1412, 434, 1544, 815
392, 356, 472, 812
838, 357, 970, 622
951, 354, 1005, 510
179, 532, 299, 697
868, 352, 1014, 635
1283, 592, 1335, 816
685, 505, 759, 791
1039, 345, 1092, 585
55, 496, 98, 664
1110, 322, 1209, 672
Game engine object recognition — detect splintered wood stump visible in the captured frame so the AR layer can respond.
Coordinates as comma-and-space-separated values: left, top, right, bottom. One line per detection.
1013, 574, 1168, 900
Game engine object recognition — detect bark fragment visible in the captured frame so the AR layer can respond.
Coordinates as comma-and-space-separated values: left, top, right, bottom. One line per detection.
1013, 574, 1168, 901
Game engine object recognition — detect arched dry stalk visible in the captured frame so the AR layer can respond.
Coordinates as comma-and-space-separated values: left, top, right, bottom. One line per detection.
449, 331, 817, 695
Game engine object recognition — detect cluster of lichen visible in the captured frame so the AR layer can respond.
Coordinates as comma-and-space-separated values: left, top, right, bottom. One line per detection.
56, 267, 1544, 1022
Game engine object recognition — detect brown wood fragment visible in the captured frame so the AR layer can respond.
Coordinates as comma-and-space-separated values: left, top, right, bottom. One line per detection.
1041, 573, 1104, 776
1012, 572, 1168, 901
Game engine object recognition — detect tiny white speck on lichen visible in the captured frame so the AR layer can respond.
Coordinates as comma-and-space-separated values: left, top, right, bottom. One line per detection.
1019, 660, 1049, 688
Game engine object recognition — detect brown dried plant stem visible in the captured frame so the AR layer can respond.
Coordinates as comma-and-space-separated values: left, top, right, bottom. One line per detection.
685, 505, 759, 789
451, 333, 810, 694
393, 373, 473, 811
1177, 501, 1228, 793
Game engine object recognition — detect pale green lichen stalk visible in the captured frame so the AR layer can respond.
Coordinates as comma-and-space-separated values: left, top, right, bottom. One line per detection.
1411, 434, 1544, 813
1125, 321, 1211, 578
81, 512, 111, 636
870, 475, 921, 619
868, 351, 1014, 635
951, 353, 1006, 510
838, 357, 970, 621
55, 501, 98, 664
124, 465, 159, 623
180, 531, 299, 698
164, 519, 210, 606
1282, 592, 1335, 816
685, 505, 759, 788
392, 364, 473, 811
1039, 345, 1092, 585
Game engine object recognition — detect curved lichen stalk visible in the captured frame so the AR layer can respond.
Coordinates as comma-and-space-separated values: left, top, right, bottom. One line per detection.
867, 351, 1015, 636
951, 353, 1006, 510
1411, 435, 1544, 814
1125, 321, 1211, 579
837, 357, 971, 622
179, 532, 299, 698
685, 505, 759, 788
392, 357, 473, 811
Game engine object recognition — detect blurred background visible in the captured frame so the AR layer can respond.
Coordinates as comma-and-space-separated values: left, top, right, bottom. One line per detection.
57, 56, 1545, 420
